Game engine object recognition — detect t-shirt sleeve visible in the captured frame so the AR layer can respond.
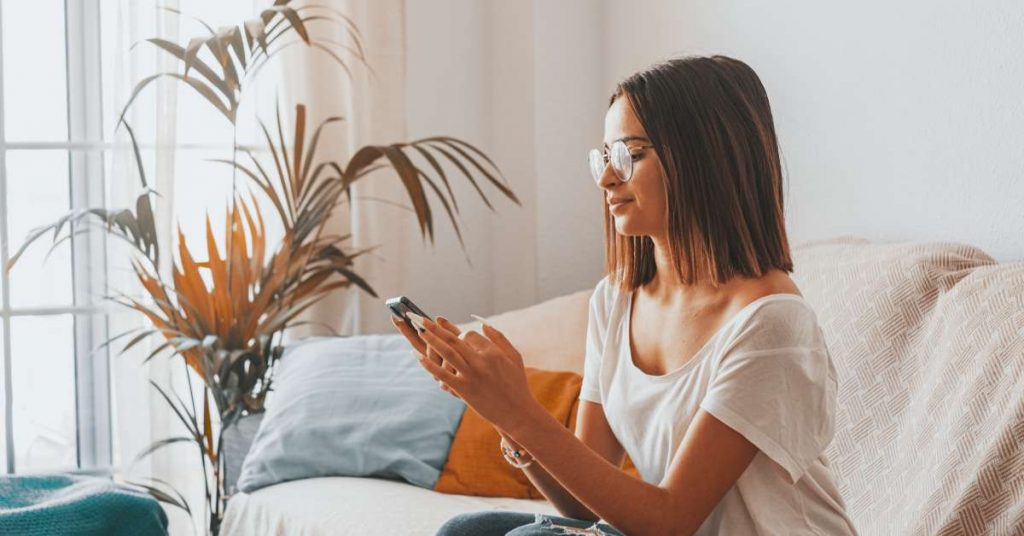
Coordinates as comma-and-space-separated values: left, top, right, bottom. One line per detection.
578, 276, 611, 404
698, 300, 837, 485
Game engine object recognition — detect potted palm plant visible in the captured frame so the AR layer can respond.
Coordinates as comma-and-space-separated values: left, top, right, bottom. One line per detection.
6, 2, 519, 534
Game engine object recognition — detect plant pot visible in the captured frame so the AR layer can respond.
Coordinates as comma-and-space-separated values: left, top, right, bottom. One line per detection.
221, 411, 265, 497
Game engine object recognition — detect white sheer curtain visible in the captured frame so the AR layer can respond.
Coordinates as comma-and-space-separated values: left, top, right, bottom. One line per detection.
104, 1, 408, 534
104, 1, 196, 535
105, 1, 261, 534
278, 0, 409, 338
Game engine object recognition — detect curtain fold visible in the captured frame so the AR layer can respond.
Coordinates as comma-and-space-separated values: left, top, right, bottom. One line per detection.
105, 0, 192, 533
279, 0, 409, 339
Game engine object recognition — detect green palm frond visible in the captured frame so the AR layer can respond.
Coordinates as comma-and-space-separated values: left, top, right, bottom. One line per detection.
120, 0, 367, 125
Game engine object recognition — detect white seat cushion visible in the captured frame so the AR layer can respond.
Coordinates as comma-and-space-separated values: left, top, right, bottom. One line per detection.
221, 476, 559, 536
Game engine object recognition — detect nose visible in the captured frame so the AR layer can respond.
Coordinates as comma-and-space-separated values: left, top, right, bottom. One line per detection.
596, 160, 622, 193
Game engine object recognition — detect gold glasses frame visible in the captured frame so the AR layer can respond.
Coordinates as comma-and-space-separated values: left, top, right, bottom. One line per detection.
588, 139, 654, 184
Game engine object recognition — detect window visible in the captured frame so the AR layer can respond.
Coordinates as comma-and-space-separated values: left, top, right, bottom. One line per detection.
0, 0, 110, 474
0, 0, 251, 474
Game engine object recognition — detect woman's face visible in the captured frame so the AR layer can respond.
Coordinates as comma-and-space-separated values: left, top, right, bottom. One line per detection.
598, 94, 668, 239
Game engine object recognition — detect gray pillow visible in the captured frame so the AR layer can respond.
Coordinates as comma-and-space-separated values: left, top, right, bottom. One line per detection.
237, 334, 467, 493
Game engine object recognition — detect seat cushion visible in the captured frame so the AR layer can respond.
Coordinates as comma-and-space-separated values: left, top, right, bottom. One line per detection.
220, 476, 559, 536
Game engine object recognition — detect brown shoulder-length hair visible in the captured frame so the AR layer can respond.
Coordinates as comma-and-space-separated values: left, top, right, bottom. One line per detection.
606, 55, 793, 291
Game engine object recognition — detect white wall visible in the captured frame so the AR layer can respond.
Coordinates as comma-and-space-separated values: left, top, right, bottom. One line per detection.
401, 0, 606, 326
531, 2, 607, 300
400, 0, 1024, 325
398, 0, 498, 328
605, 0, 1024, 263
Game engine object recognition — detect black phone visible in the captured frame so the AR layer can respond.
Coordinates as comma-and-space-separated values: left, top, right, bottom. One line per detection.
385, 296, 432, 334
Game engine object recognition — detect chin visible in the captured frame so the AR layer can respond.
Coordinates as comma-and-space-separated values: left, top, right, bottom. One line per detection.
613, 218, 643, 237
613, 212, 662, 237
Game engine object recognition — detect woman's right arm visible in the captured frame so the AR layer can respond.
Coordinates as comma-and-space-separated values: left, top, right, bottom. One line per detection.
422, 315, 626, 520
499, 399, 626, 522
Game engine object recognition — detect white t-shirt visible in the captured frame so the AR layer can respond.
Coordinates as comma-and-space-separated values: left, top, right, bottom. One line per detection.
579, 276, 859, 536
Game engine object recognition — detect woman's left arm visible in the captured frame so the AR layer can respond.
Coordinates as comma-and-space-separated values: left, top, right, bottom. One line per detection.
505, 403, 758, 536
407, 316, 760, 536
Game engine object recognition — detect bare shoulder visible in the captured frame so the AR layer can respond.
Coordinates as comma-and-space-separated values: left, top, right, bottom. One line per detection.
732, 269, 802, 307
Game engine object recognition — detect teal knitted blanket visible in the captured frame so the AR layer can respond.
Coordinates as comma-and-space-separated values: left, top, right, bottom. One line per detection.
0, 474, 168, 536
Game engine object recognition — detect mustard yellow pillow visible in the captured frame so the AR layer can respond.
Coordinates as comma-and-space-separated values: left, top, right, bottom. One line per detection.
434, 367, 639, 499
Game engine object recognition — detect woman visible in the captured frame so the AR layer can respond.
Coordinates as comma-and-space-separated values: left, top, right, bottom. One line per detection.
391, 55, 858, 536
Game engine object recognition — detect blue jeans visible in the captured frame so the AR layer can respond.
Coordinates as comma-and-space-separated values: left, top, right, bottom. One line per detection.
435, 510, 627, 536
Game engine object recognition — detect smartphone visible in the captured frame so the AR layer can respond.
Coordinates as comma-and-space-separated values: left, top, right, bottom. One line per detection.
385, 296, 432, 334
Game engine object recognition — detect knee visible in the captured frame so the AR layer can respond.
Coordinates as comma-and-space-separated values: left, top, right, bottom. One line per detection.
435, 512, 477, 536
435, 511, 528, 536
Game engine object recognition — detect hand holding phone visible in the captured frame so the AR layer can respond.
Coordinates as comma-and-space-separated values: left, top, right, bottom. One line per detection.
385, 295, 432, 334
386, 296, 465, 400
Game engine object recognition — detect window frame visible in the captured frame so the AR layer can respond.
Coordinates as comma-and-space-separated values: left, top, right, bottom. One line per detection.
0, 0, 112, 475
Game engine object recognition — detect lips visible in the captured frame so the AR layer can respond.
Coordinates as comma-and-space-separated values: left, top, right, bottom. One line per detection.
608, 198, 632, 207
608, 199, 632, 213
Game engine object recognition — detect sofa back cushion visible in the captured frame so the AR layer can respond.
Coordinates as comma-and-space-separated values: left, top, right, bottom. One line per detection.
456, 288, 591, 374
791, 237, 1024, 535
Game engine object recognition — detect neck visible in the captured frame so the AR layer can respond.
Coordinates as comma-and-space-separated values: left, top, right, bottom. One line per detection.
647, 234, 740, 308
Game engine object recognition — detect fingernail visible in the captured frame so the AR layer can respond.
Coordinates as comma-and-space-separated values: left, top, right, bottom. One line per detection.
406, 313, 427, 331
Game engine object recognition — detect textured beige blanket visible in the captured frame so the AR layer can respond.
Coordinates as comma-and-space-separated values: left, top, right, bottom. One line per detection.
792, 237, 1024, 536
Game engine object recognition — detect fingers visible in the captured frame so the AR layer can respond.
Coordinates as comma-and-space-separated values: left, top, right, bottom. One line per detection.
428, 345, 446, 368
437, 316, 462, 336
421, 333, 469, 374
414, 348, 452, 374
439, 352, 458, 375
480, 323, 510, 347
389, 315, 427, 355
416, 350, 459, 385
461, 330, 497, 353
469, 324, 521, 364
420, 319, 472, 371
481, 324, 520, 359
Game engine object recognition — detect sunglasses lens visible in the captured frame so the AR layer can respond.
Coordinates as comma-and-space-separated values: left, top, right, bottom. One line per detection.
610, 141, 632, 182
588, 149, 605, 183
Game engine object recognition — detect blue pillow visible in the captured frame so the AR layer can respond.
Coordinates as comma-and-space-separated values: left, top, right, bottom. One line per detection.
237, 334, 467, 493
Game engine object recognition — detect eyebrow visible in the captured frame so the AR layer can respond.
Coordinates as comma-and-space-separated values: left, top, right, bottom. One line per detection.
602, 135, 651, 149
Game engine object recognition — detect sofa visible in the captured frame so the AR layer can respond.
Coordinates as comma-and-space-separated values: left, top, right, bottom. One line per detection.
220, 236, 1024, 536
